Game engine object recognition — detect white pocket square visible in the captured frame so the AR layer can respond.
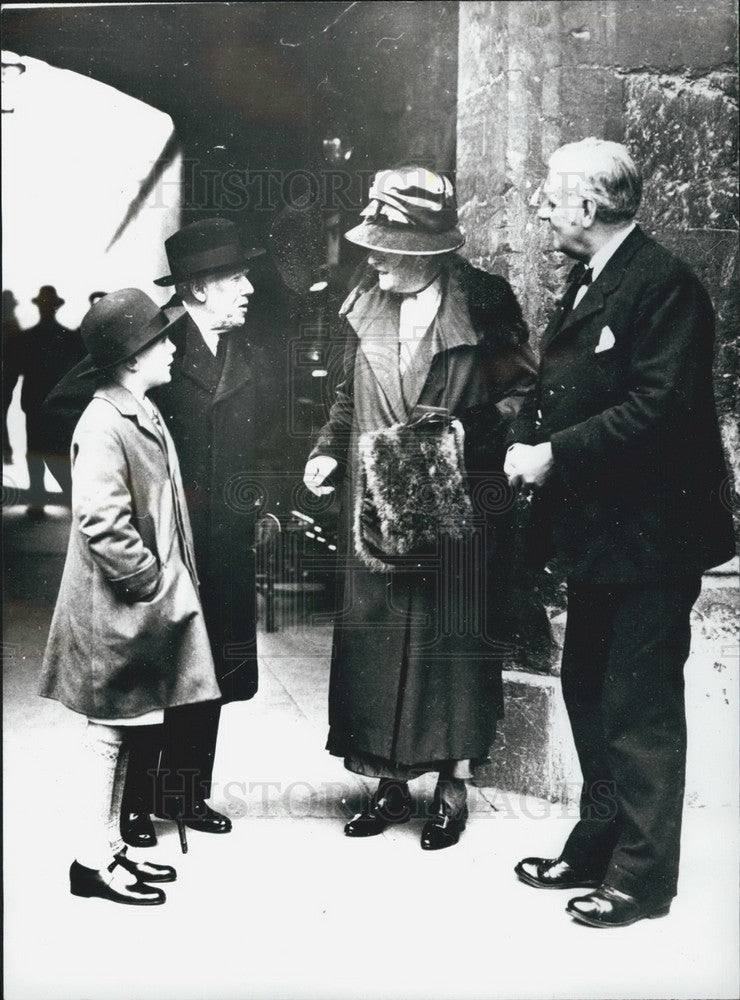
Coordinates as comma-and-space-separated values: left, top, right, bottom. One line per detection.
594, 325, 615, 353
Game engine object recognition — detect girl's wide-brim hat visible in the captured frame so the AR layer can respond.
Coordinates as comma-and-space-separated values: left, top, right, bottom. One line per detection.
76, 288, 177, 377
154, 217, 265, 287
344, 167, 465, 256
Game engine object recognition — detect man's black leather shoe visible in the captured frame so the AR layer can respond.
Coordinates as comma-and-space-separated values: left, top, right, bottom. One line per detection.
344, 782, 412, 837
515, 856, 604, 890
566, 884, 671, 927
185, 802, 232, 833
114, 847, 176, 883
156, 800, 232, 833
420, 805, 468, 851
69, 859, 165, 905
121, 808, 157, 848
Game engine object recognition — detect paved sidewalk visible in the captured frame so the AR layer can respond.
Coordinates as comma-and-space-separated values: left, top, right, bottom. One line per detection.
3, 505, 739, 1000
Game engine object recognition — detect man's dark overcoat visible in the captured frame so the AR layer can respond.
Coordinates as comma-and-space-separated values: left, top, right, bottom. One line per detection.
311, 257, 538, 768
515, 225, 735, 582
152, 309, 261, 702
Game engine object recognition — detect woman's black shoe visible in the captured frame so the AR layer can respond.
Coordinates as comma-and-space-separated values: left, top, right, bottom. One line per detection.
69, 859, 165, 905
344, 781, 412, 837
114, 846, 176, 883
420, 805, 468, 851
121, 807, 157, 848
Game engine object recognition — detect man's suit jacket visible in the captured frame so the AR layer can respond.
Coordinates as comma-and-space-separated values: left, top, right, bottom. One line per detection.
514, 225, 735, 583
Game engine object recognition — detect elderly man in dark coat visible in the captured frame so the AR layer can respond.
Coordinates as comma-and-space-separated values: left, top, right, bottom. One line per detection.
44, 219, 267, 842
304, 167, 537, 850
506, 139, 735, 927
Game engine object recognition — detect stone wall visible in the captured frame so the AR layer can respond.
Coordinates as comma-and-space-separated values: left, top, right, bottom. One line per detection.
457, 0, 738, 450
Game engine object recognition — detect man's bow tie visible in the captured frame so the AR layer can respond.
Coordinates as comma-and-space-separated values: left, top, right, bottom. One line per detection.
574, 264, 593, 288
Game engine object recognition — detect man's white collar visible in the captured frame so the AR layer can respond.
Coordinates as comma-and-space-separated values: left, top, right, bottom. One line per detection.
588, 222, 636, 281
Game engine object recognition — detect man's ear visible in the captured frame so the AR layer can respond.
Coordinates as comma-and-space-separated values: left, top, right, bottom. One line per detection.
581, 197, 598, 229
190, 279, 207, 304
124, 356, 139, 372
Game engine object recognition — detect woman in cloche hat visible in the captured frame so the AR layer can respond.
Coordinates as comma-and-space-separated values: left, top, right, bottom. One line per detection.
39, 289, 221, 905
304, 166, 541, 850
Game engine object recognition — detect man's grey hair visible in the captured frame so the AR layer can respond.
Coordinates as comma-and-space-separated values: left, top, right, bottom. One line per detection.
549, 138, 643, 223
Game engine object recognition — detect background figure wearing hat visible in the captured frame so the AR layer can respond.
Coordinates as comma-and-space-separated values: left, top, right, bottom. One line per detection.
2, 289, 22, 464
43, 219, 267, 845
13, 285, 84, 515
35, 292, 108, 497
39, 289, 221, 906
303, 166, 538, 849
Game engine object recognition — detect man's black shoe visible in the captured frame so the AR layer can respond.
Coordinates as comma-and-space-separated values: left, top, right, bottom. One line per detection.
185, 801, 232, 833
121, 808, 157, 848
515, 856, 604, 890
567, 884, 671, 927
156, 800, 232, 833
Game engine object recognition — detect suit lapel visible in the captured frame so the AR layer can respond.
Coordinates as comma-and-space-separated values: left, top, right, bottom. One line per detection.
544, 227, 648, 350
177, 314, 221, 393
173, 313, 252, 402
214, 332, 252, 403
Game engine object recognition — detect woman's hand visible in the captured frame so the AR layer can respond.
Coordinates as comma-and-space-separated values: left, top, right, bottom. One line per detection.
303, 456, 338, 496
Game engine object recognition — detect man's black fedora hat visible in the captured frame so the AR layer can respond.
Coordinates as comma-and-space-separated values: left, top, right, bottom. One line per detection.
77, 288, 176, 377
32, 285, 65, 308
154, 218, 265, 287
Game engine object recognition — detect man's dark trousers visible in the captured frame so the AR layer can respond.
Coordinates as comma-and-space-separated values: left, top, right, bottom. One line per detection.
125, 701, 222, 819
158, 701, 223, 817
559, 576, 702, 905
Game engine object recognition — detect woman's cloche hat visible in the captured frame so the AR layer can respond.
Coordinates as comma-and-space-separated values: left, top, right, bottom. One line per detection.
344, 166, 465, 256
77, 288, 176, 377
154, 217, 265, 287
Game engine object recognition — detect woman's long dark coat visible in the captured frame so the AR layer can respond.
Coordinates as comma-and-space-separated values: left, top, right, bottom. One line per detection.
310, 257, 537, 767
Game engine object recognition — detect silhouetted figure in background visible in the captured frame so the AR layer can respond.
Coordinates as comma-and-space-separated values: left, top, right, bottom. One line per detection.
18, 286, 84, 514
2, 289, 22, 464
36, 292, 108, 498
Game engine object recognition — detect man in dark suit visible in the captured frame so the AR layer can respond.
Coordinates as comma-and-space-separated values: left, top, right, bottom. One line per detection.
44, 219, 266, 842
505, 138, 735, 927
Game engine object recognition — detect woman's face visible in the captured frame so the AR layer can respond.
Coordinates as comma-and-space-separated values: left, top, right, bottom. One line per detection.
366, 250, 442, 294
135, 335, 176, 390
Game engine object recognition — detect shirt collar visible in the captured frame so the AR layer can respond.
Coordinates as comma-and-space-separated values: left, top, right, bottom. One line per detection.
589, 222, 636, 281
